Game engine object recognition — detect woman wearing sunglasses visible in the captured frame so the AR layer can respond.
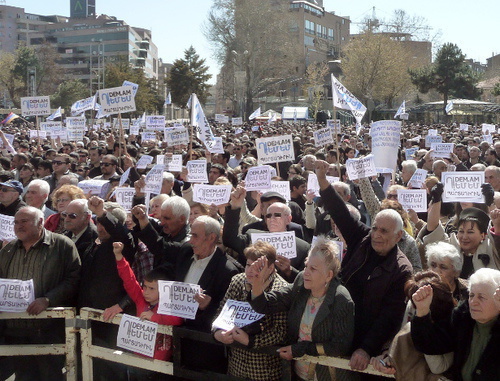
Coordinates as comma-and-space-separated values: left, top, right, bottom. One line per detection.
44, 184, 86, 233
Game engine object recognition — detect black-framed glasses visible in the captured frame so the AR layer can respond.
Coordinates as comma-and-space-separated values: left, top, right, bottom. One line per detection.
52, 160, 66, 166
265, 212, 282, 219
100, 162, 114, 167
61, 212, 79, 219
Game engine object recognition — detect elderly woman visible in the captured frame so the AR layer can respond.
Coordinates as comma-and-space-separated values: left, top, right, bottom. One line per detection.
214, 241, 288, 381
249, 237, 355, 381
44, 184, 86, 233
411, 268, 500, 381
149, 194, 169, 220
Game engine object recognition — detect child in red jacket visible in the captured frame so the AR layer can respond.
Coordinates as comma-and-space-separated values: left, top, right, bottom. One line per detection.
113, 242, 183, 364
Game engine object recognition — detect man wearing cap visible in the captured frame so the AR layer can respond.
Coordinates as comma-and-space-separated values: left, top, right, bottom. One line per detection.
0, 179, 26, 216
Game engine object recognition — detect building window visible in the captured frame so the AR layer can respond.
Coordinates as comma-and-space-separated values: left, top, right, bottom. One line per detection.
328, 28, 334, 41
316, 23, 321, 35
304, 20, 315, 35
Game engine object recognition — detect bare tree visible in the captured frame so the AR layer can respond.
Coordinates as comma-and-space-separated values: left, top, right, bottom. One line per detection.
303, 62, 330, 119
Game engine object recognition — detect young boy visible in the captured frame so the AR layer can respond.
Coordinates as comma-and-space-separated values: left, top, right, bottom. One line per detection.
112, 242, 183, 363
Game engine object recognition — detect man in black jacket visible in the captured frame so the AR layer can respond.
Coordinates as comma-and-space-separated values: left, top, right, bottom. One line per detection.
0, 180, 26, 216
63, 199, 97, 259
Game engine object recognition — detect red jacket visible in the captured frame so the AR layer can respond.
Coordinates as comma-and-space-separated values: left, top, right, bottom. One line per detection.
116, 258, 183, 360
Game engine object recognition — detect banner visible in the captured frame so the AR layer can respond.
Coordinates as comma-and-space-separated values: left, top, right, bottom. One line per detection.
244, 166, 272, 191
20, 96, 51, 116
71, 94, 96, 115
142, 164, 165, 194
345, 154, 377, 180
99, 86, 136, 115
442, 171, 485, 203
394, 100, 406, 119
255, 135, 294, 165
207, 137, 224, 154
0, 278, 35, 312
193, 184, 232, 205
212, 300, 265, 331
260, 181, 291, 201
191, 93, 215, 146
251, 231, 297, 259
136, 155, 154, 169
397, 189, 427, 212
66, 117, 86, 141
407, 169, 428, 189
156, 154, 182, 172
370, 120, 401, 171
331, 74, 366, 122
313, 126, 334, 147
146, 115, 166, 130
114, 187, 135, 212
117, 314, 157, 358
157, 281, 201, 319
425, 135, 442, 148
186, 160, 208, 183
164, 127, 189, 146
430, 143, 454, 159
232, 117, 243, 126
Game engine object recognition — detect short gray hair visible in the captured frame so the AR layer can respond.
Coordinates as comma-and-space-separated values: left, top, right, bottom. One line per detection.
266, 202, 291, 217
162, 196, 190, 221
309, 235, 341, 275
69, 198, 91, 216
425, 241, 463, 273
103, 202, 127, 225
346, 203, 361, 221
163, 171, 175, 183
194, 215, 221, 241
401, 160, 417, 173
468, 268, 500, 296
17, 206, 44, 225
332, 181, 350, 198
28, 179, 50, 202
374, 209, 403, 233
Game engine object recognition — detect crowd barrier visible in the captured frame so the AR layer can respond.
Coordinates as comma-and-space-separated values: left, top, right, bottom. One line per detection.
0, 307, 394, 380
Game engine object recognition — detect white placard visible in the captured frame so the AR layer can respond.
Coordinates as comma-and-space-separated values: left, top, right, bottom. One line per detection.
0, 278, 35, 312
71, 95, 96, 115
129, 125, 140, 135
251, 126, 260, 132
425, 135, 443, 147
99, 86, 136, 115
0, 214, 15, 242
113, 118, 130, 129
40, 121, 62, 131
232, 117, 243, 126
405, 148, 418, 160
141, 132, 156, 142
407, 169, 428, 189
397, 189, 428, 212
345, 154, 377, 180
193, 184, 232, 205
114, 187, 135, 212
66, 117, 86, 141
260, 181, 291, 201
482, 123, 495, 134
307, 173, 339, 197
78, 179, 108, 195
431, 143, 455, 158
255, 135, 295, 165
164, 127, 189, 146
119, 167, 131, 187
370, 120, 401, 171
400, 113, 409, 120
122, 80, 139, 97
251, 231, 297, 259
212, 300, 265, 331
234, 128, 243, 135
483, 135, 493, 145
207, 137, 224, 154
146, 115, 165, 130
459, 124, 469, 131
29, 130, 47, 139
442, 171, 485, 203
326, 119, 341, 135
117, 314, 157, 358
142, 164, 165, 194
313, 126, 334, 147
428, 129, 438, 136
157, 281, 201, 319
157, 154, 182, 172
136, 155, 154, 169
20, 96, 51, 116
187, 160, 208, 183
245, 166, 272, 191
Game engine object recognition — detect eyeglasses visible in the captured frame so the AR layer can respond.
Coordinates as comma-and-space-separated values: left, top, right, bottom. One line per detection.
56, 198, 71, 203
387, 194, 398, 200
76, 168, 86, 172
52, 160, 66, 166
61, 212, 79, 219
0, 187, 16, 193
265, 212, 283, 219
100, 162, 114, 167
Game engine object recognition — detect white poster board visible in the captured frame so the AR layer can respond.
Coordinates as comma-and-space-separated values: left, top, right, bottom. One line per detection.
212, 300, 265, 331
142, 164, 165, 194
136, 155, 154, 169
431, 143, 455, 159
207, 137, 224, 154
114, 187, 135, 212
260, 181, 291, 201
307, 173, 339, 197
117, 314, 158, 358
157, 281, 201, 319
29, 130, 47, 139
313, 127, 334, 147
141, 132, 157, 142
345, 154, 377, 180
251, 231, 297, 259
405, 148, 418, 161
146, 115, 165, 130
232, 117, 243, 126
78, 179, 108, 195
245, 166, 272, 191
193, 184, 232, 205
482, 123, 495, 134
459, 124, 469, 131
370, 120, 401, 171
442, 171, 485, 203
20, 96, 51, 116
99, 86, 136, 115
0, 278, 35, 312
186, 160, 208, 183
407, 169, 428, 189
326, 119, 341, 135
0, 214, 15, 242
425, 135, 443, 147
66, 117, 86, 141
397, 189, 428, 212
156, 154, 182, 172
255, 135, 295, 165
164, 128, 189, 146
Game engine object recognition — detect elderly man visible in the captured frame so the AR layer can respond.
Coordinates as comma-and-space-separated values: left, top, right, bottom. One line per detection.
0, 206, 80, 380
25, 179, 55, 219
63, 199, 97, 258
485, 165, 500, 192
431, 160, 448, 181
315, 160, 412, 372
223, 187, 309, 282
0, 179, 26, 216
400, 160, 417, 185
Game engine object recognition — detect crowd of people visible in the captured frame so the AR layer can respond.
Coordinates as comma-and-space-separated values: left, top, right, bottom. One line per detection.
0, 117, 499, 381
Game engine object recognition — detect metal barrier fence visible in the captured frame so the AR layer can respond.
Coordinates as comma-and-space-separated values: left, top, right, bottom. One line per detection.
0, 307, 393, 380
0, 307, 78, 381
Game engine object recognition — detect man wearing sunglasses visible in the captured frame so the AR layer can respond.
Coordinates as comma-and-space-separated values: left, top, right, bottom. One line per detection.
0, 179, 26, 216
62, 199, 97, 258
42, 154, 72, 195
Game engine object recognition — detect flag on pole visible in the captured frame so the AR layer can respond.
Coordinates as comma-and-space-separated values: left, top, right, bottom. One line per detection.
394, 100, 406, 119
186, 94, 193, 109
164, 92, 172, 106
445, 100, 454, 114
293, 109, 297, 122
249, 107, 261, 120
191, 93, 215, 149
46, 107, 62, 121
94, 103, 109, 119
268, 113, 276, 124
1, 112, 20, 124
331, 74, 366, 129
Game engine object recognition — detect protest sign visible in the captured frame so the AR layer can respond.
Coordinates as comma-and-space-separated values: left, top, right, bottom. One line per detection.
164, 127, 189, 146
255, 135, 294, 165
99, 86, 136, 115
260, 181, 291, 201
29, 130, 47, 139
407, 169, 428, 189
66, 117, 86, 141
326, 119, 341, 135
40, 121, 62, 132
142, 164, 165, 194
129, 124, 140, 135
482, 123, 495, 134
113, 118, 130, 129
114, 187, 135, 211
119, 168, 131, 187
405, 147, 418, 161
431, 143, 454, 158
212, 300, 265, 331
442, 171, 485, 203
186, 160, 208, 183
20, 96, 51, 116
193, 184, 232, 205
136, 155, 153, 169
400, 113, 409, 120
0, 278, 35, 312
345, 154, 377, 180
397, 189, 428, 212
483, 135, 493, 145
307, 173, 339, 196
313, 126, 334, 147
0, 214, 15, 242
117, 314, 157, 358
157, 281, 201, 319
78, 179, 108, 195
459, 124, 469, 131
122, 80, 139, 97
428, 129, 438, 136
141, 132, 156, 142
71, 95, 96, 115
425, 135, 443, 147
245, 166, 272, 191
234, 128, 243, 135
157, 154, 182, 172
232, 117, 243, 126
251, 231, 297, 259
145, 115, 165, 130
0, 133, 14, 149
251, 126, 260, 132
207, 137, 224, 154
370, 120, 401, 171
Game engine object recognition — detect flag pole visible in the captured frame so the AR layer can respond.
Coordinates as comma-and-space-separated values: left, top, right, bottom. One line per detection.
189, 93, 195, 161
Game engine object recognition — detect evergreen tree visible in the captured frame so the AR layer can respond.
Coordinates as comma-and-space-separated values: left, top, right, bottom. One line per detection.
167, 46, 212, 107
51, 79, 89, 110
